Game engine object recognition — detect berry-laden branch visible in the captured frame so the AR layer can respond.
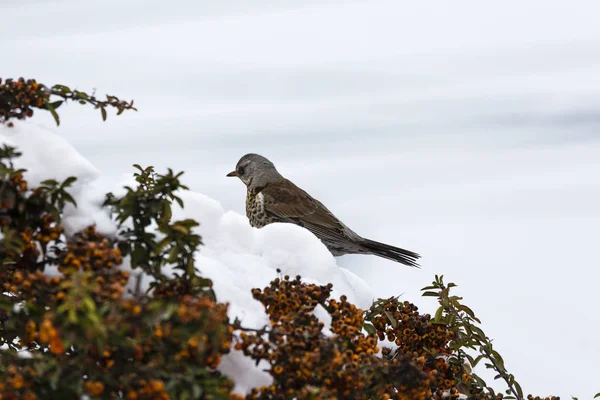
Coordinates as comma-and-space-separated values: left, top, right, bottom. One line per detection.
422, 275, 548, 400
0, 77, 136, 126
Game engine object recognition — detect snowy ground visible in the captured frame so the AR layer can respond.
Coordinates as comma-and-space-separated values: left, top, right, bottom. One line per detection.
2, 1, 600, 397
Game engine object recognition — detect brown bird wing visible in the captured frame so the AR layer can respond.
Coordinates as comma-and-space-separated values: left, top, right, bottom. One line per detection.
260, 180, 365, 252
260, 180, 421, 267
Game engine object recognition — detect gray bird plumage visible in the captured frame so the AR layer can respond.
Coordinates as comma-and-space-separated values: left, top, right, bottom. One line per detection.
226, 153, 420, 267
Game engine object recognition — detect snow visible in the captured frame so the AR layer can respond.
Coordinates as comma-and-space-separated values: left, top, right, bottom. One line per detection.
0, 121, 374, 394
0, 122, 99, 186
0, 122, 116, 237
4, 2, 600, 396
313, 304, 333, 337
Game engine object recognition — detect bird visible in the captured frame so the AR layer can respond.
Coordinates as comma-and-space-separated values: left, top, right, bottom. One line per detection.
226, 153, 420, 267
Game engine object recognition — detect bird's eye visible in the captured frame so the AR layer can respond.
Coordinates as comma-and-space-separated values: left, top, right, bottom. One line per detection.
237, 166, 245, 175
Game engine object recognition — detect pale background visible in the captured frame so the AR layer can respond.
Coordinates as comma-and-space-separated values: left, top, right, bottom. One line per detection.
2, 1, 600, 397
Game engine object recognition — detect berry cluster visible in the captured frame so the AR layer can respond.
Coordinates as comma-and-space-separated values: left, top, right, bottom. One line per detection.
59, 226, 128, 302
238, 274, 430, 400
0, 365, 37, 400
367, 297, 460, 398
0, 78, 47, 125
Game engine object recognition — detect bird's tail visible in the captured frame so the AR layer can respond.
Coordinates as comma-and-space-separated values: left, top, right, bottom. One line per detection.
361, 238, 420, 268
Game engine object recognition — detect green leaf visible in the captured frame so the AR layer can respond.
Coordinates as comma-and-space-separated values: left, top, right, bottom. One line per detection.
434, 305, 444, 323
172, 224, 190, 235
491, 349, 505, 371
153, 237, 171, 255
471, 354, 485, 367
470, 324, 486, 340
40, 179, 59, 186
61, 176, 77, 188
167, 246, 179, 263
100, 106, 107, 121
362, 323, 376, 336
52, 84, 72, 94
457, 303, 480, 322
83, 297, 97, 313
513, 380, 523, 398
61, 192, 77, 207
161, 201, 172, 224
68, 305, 78, 323
383, 310, 397, 328
470, 373, 487, 388
46, 102, 61, 126
76, 91, 89, 100
447, 313, 456, 326
131, 246, 147, 269
49, 100, 63, 109
186, 257, 195, 275
422, 291, 439, 297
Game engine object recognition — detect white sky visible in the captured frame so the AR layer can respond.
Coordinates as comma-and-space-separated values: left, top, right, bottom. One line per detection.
2, 1, 600, 397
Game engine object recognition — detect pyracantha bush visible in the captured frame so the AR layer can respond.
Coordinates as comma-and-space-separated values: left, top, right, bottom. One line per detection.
0, 146, 242, 400
237, 274, 566, 400
237, 275, 429, 400
1, 78, 591, 400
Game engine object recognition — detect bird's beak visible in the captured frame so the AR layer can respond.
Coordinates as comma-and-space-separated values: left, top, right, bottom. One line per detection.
226, 171, 238, 177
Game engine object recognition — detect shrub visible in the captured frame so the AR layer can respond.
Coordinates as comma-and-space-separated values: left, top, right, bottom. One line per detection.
0, 147, 241, 400
238, 275, 430, 400
235, 273, 564, 400
1, 77, 593, 400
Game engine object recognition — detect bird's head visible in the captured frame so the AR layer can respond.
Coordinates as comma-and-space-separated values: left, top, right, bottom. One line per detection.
227, 153, 284, 189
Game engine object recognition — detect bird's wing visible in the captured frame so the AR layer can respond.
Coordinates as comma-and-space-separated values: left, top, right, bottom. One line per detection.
260, 180, 339, 226
260, 180, 420, 267
260, 180, 364, 249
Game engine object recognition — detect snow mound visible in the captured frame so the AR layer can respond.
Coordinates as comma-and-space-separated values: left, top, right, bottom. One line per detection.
0, 122, 115, 237
0, 122, 375, 394
0, 122, 99, 186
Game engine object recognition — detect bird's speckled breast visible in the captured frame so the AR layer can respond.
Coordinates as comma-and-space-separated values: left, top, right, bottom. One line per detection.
246, 189, 276, 228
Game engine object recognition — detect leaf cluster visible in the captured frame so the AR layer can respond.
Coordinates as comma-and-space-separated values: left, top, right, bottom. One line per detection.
104, 165, 214, 299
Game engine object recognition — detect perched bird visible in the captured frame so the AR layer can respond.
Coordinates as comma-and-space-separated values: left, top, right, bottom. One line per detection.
226, 153, 420, 267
